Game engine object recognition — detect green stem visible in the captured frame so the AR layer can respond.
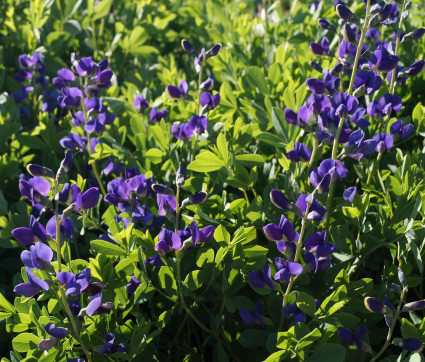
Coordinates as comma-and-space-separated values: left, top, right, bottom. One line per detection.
371, 287, 408, 362
196, 65, 203, 116
81, 91, 107, 196
347, 0, 371, 96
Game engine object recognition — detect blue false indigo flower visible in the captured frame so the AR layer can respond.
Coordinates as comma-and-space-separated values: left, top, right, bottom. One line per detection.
21, 242, 54, 272
46, 216, 75, 241
276, 241, 296, 260
306, 78, 327, 95
81, 188, 100, 209
310, 37, 330, 56
331, 92, 359, 115
155, 228, 182, 255
206, 43, 222, 58
318, 19, 336, 32
393, 338, 424, 353
354, 70, 382, 95
240, 302, 264, 326
152, 184, 175, 196
406, 60, 425, 76
282, 303, 307, 324
372, 133, 393, 152
270, 189, 293, 211
284, 106, 315, 128
295, 194, 327, 222
343, 23, 357, 44
58, 87, 83, 109
86, 293, 113, 316
350, 108, 370, 128
346, 130, 377, 160
188, 115, 208, 134
304, 252, 332, 273
103, 157, 124, 176
167, 80, 189, 99
200, 76, 215, 90
181, 39, 196, 54
157, 194, 176, 217
171, 123, 194, 141
68, 299, 82, 318
19, 53, 42, 69
369, 48, 399, 72
306, 94, 331, 114
401, 28, 425, 42
133, 95, 149, 113
248, 265, 274, 290
338, 40, 357, 63
57, 149, 73, 177
364, 297, 389, 314
370, 1, 386, 15
286, 142, 311, 163
338, 324, 368, 350
398, 268, 407, 287
176, 163, 185, 187
403, 300, 425, 312
19, 176, 52, 207
390, 120, 414, 141
12, 215, 47, 246
182, 191, 208, 207
149, 107, 169, 123
310, 159, 348, 192
311, 61, 323, 73
343, 186, 357, 202
200, 91, 220, 110
387, 283, 402, 292
263, 215, 297, 242
194, 48, 206, 73
274, 258, 303, 283
126, 275, 141, 294
304, 232, 336, 258
99, 333, 127, 355
26, 164, 55, 179
38, 323, 68, 351
144, 255, 163, 267
14, 268, 49, 297
336, 4, 360, 25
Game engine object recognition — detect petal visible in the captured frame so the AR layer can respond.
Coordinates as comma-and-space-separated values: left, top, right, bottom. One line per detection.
86, 293, 102, 317
12, 227, 35, 246
14, 282, 40, 297
38, 337, 58, 351
81, 188, 100, 209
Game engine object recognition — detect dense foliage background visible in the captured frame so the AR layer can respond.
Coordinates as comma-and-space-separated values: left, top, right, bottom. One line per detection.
1, 0, 425, 360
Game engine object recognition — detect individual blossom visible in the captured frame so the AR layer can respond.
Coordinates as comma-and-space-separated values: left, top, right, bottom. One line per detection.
304, 231, 336, 258
166, 80, 189, 99
248, 265, 274, 290
38, 323, 68, 351
345, 130, 376, 160
286, 142, 311, 163
338, 324, 368, 350
46, 216, 75, 241
273, 258, 303, 283
133, 95, 149, 113
21, 242, 53, 272
295, 194, 327, 223
19, 176, 51, 207
304, 252, 332, 273
364, 296, 389, 314
343, 186, 357, 202
86, 293, 114, 316
239, 302, 264, 326
57, 268, 105, 297
200, 92, 220, 111
309, 159, 348, 193
402, 300, 425, 312
281, 303, 306, 324
149, 107, 169, 123
263, 215, 297, 242
375, 93, 402, 118
369, 48, 399, 72
157, 194, 177, 218
126, 275, 141, 294
390, 120, 414, 141
354, 70, 382, 95
14, 268, 49, 297
155, 228, 182, 255
99, 333, 127, 355
372, 133, 393, 152
392, 338, 424, 353
405, 60, 425, 76
276, 241, 296, 259
270, 189, 293, 211
310, 37, 330, 56
144, 255, 163, 267
12, 215, 47, 246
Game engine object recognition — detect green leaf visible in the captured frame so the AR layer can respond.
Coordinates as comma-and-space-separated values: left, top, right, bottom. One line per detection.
188, 151, 225, 172
158, 266, 177, 297
296, 292, 317, 317
342, 206, 360, 218
238, 329, 268, 348
245, 66, 269, 95
256, 132, 287, 149
184, 269, 209, 291
297, 328, 321, 349
216, 133, 229, 164
92, 0, 112, 20
145, 148, 166, 164
235, 154, 265, 167
401, 318, 420, 339
12, 333, 41, 352
157, 307, 174, 329
347, 278, 373, 296
0, 292, 15, 313
283, 88, 296, 110
310, 343, 346, 362
196, 248, 215, 268
214, 225, 231, 246
90, 239, 127, 256
151, 125, 168, 152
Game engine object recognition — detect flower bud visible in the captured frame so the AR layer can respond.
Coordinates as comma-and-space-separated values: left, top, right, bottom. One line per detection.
270, 189, 292, 210
206, 43, 222, 58
393, 338, 423, 353
336, 5, 360, 25
181, 39, 195, 54
176, 163, 185, 187
343, 23, 356, 44
189, 191, 208, 205
402, 28, 425, 42
318, 18, 337, 32
252, 24, 265, 37
27, 164, 55, 179
403, 300, 425, 312
386, 283, 402, 292
152, 184, 175, 196
364, 297, 388, 314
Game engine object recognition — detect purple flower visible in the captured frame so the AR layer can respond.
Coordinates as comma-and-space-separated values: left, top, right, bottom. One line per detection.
369, 48, 399, 72
284, 106, 315, 128
336, 4, 359, 24
46, 216, 75, 241
38, 323, 68, 351
372, 132, 393, 152
310, 159, 348, 192
167, 80, 189, 99
273, 258, 303, 283
393, 338, 424, 353
144, 255, 163, 267
68, 299, 82, 318
343, 23, 357, 44
406, 60, 425, 76
157, 194, 176, 217
149, 107, 169, 123
354, 70, 382, 95
155, 228, 182, 255
338, 324, 368, 350
390, 120, 414, 141
126, 275, 141, 294
99, 333, 127, 355
21, 242, 53, 272
346, 130, 377, 160
310, 37, 330, 56
364, 296, 387, 314
282, 303, 306, 324
276, 241, 296, 259
286, 142, 311, 162
248, 265, 274, 290
240, 302, 264, 326
19, 176, 51, 206
12, 215, 47, 246
270, 189, 292, 210
403, 300, 425, 311
263, 215, 297, 242
343, 186, 357, 202
200, 76, 215, 90
304, 252, 332, 273
304, 231, 336, 258
86, 293, 113, 316
133, 95, 149, 113
14, 268, 49, 297
295, 194, 327, 223
200, 92, 220, 110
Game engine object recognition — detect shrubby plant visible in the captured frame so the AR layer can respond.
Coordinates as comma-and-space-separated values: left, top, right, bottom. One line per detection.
0, 0, 425, 361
